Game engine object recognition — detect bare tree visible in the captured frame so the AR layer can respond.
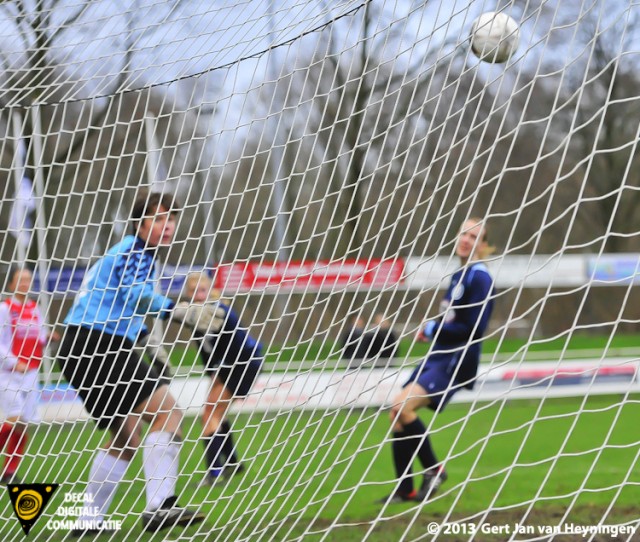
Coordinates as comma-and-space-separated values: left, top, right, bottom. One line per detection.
560, 2, 640, 252
0, 0, 213, 265
270, 1, 451, 259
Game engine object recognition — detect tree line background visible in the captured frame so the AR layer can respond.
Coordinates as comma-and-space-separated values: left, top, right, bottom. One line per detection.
0, 0, 638, 346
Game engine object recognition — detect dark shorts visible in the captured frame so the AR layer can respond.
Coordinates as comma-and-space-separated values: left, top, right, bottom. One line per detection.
58, 326, 159, 429
404, 352, 464, 412
204, 358, 262, 397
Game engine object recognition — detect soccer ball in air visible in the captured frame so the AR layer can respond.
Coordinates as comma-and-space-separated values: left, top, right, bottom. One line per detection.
470, 12, 520, 64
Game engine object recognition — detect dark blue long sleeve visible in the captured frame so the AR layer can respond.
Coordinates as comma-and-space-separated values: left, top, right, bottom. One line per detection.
425, 262, 495, 389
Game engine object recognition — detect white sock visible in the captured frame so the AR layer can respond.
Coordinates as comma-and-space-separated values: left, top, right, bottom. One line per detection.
81, 450, 129, 522
142, 431, 180, 511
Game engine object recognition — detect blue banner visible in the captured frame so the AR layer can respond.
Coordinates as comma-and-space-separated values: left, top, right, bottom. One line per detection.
587, 255, 640, 284
31, 265, 195, 297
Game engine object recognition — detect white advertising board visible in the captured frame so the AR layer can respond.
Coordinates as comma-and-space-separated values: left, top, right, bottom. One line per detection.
36, 358, 639, 422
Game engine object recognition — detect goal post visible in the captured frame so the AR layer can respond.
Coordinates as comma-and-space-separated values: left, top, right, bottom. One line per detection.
0, 1, 639, 541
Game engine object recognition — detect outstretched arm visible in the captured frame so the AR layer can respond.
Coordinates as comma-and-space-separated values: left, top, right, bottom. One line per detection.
171, 301, 226, 336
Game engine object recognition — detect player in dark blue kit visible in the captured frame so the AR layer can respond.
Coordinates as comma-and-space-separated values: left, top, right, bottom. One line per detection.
379, 218, 496, 504
57, 193, 212, 534
182, 272, 263, 486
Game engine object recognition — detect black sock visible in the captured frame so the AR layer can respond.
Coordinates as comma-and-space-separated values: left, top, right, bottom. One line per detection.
392, 430, 414, 495
202, 432, 226, 472
220, 420, 239, 464
403, 418, 438, 471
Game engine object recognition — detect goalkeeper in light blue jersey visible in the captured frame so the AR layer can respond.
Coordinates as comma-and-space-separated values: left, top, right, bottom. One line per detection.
58, 192, 207, 535
64, 233, 175, 343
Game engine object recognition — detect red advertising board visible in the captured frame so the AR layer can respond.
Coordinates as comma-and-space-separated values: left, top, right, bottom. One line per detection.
214, 259, 404, 292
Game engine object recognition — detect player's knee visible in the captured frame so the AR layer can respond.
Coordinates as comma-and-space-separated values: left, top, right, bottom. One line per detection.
397, 407, 417, 427
103, 439, 135, 461
203, 415, 222, 435
389, 406, 399, 424
4, 416, 23, 429
142, 387, 180, 416
389, 394, 413, 425
13, 419, 28, 432
117, 447, 136, 462
168, 408, 183, 430
106, 441, 136, 461
155, 407, 180, 426
151, 407, 182, 434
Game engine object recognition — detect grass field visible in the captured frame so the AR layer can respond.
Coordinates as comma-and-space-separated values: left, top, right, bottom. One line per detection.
2, 394, 639, 541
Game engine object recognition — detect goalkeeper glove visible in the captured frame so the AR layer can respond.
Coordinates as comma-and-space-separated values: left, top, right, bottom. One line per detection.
172, 301, 226, 335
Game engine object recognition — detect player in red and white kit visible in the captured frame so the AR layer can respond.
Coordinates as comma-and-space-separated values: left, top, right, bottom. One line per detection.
0, 267, 53, 484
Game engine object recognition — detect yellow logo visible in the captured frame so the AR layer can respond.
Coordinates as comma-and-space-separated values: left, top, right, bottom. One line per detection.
7, 484, 59, 536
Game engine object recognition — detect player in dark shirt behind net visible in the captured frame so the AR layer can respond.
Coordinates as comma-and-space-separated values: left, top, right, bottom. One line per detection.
379, 217, 496, 505
181, 272, 264, 486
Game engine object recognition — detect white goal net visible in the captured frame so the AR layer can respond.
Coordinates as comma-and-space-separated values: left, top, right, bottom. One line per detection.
1, 0, 639, 541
